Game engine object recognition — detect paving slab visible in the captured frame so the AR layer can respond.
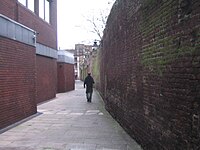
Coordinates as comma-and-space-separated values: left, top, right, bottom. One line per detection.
0, 80, 142, 150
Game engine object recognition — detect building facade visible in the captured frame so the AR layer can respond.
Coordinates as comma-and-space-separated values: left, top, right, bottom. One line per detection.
57, 50, 75, 93
0, 0, 58, 129
74, 44, 93, 80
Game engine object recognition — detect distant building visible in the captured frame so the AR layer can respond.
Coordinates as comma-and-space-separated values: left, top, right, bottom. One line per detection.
57, 50, 75, 92
64, 49, 77, 79
75, 44, 93, 80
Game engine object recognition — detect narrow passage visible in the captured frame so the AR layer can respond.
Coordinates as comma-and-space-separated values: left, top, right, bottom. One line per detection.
0, 80, 142, 150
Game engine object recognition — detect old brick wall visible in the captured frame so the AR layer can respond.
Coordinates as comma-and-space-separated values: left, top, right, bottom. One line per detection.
101, 0, 200, 149
57, 63, 75, 93
36, 55, 57, 104
0, 37, 37, 129
91, 50, 101, 91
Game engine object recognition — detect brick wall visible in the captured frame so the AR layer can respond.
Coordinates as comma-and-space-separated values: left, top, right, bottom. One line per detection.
57, 62, 75, 93
36, 55, 57, 104
0, 37, 37, 129
16, 1, 58, 104
101, 0, 200, 149
0, 0, 16, 20
0, 0, 58, 129
0, 0, 57, 49
17, 3, 57, 49
91, 51, 101, 91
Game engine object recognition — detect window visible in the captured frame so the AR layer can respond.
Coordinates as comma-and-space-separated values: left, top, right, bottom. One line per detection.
39, 0, 50, 23
27, 0, 34, 12
18, 0, 34, 12
18, 0, 50, 23
18, 0, 26, 6
39, 0, 44, 19
45, 0, 50, 23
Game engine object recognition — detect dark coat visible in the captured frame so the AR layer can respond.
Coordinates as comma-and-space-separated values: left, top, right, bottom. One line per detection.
84, 75, 95, 93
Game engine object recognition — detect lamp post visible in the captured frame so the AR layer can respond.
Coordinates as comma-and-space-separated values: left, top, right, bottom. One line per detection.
92, 40, 100, 51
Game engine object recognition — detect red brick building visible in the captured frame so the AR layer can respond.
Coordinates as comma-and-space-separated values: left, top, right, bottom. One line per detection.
57, 50, 75, 93
0, 0, 58, 129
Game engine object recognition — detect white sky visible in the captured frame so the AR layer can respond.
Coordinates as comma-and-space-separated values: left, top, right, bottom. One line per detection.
57, 0, 114, 49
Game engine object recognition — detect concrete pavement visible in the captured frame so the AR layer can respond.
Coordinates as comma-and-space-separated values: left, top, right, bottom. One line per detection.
0, 80, 142, 150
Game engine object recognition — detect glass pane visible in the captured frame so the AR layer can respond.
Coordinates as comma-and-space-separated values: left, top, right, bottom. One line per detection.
27, 0, 34, 12
39, 0, 44, 19
18, 0, 26, 6
45, 0, 50, 23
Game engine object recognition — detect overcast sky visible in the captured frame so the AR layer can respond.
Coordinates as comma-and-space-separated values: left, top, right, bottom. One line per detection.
57, 0, 114, 50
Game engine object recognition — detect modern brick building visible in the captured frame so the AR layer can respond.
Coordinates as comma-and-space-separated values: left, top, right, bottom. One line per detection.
0, 0, 60, 129
57, 50, 75, 93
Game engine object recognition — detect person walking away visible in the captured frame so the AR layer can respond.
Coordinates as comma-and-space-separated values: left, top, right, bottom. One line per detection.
84, 73, 95, 102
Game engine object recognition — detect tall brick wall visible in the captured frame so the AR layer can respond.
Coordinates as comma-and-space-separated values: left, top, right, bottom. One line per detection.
57, 63, 75, 93
0, 37, 37, 129
0, 0, 58, 129
16, 1, 58, 104
36, 55, 57, 104
91, 51, 101, 91
101, 0, 200, 149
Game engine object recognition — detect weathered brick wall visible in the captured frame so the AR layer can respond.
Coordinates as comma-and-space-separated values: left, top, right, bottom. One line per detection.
101, 0, 200, 149
91, 51, 101, 91
36, 55, 57, 104
0, 37, 37, 129
57, 63, 75, 93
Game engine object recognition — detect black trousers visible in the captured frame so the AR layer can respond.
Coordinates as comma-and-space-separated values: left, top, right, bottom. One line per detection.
86, 92, 93, 102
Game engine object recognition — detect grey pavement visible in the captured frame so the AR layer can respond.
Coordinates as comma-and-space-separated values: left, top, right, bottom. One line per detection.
0, 80, 142, 150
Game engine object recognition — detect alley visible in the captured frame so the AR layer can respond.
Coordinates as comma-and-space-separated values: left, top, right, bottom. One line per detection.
0, 81, 142, 150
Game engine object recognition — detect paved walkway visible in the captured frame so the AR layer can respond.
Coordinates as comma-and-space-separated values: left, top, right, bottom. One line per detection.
0, 80, 142, 150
